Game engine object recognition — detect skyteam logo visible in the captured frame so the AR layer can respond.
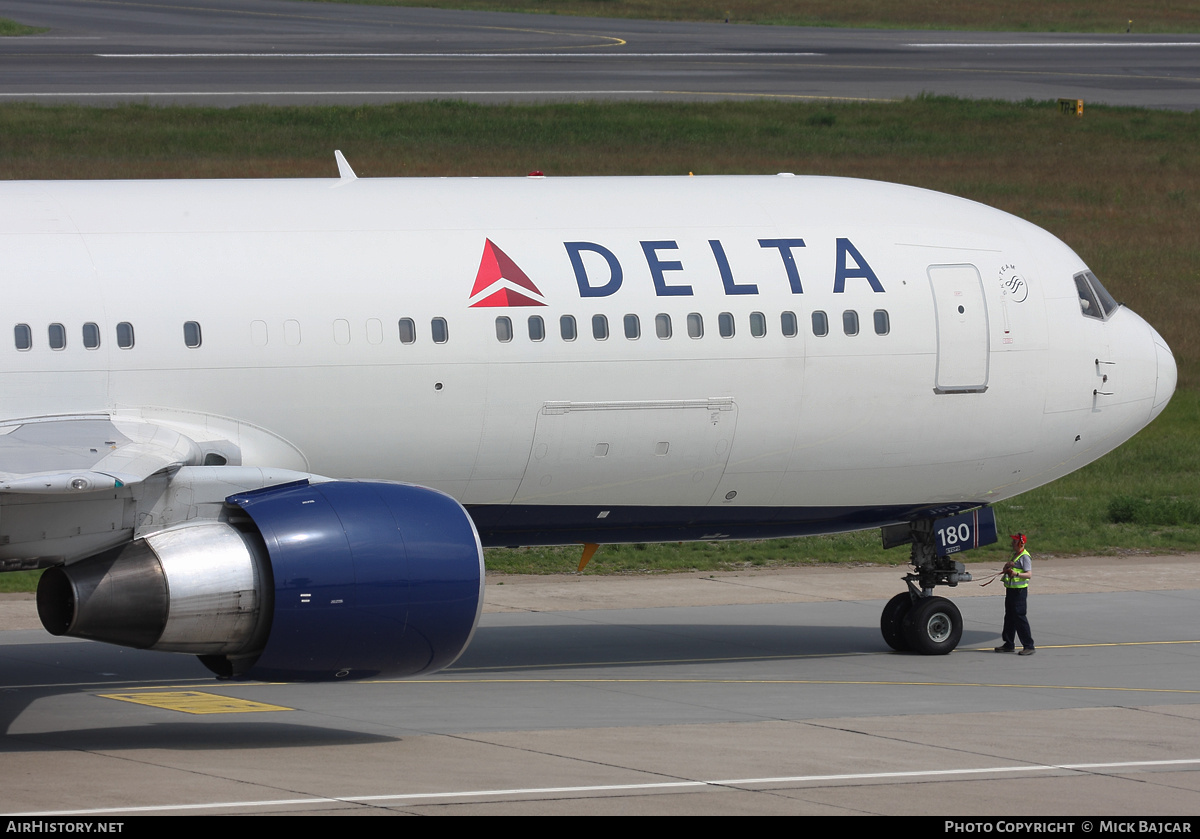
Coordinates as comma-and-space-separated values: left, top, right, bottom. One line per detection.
468, 239, 547, 308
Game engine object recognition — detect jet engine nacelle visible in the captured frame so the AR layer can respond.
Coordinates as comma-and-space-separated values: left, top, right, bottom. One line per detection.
36, 481, 485, 681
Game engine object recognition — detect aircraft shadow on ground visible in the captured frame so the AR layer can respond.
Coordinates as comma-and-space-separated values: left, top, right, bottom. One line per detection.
451, 623, 996, 671
0, 640, 398, 749
0, 715, 398, 752
0, 622, 994, 748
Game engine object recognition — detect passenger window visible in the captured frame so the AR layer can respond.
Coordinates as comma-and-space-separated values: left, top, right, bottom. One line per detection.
812, 311, 829, 337
14, 324, 31, 351
874, 309, 890, 335
398, 318, 416, 344
431, 317, 449, 344
366, 318, 384, 345
687, 313, 703, 339
560, 315, 577, 342
495, 316, 513, 343
749, 311, 766, 338
656, 313, 672, 339
333, 319, 350, 345
82, 322, 101, 349
49, 323, 66, 350
116, 322, 135, 349
528, 315, 545, 342
843, 310, 859, 336
718, 312, 735, 338
183, 321, 202, 348
624, 314, 640, 340
593, 314, 609, 341
781, 311, 797, 337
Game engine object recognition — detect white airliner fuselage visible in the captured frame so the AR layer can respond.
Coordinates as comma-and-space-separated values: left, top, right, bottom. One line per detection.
0, 171, 1176, 675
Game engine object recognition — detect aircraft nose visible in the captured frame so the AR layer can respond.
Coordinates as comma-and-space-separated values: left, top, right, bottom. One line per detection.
1150, 324, 1177, 422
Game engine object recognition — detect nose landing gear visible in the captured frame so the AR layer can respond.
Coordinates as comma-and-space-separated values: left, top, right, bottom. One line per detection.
880, 592, 913, 651
880, 517, 974, 655
904, 595, 963, 655
881, 591, 964, 655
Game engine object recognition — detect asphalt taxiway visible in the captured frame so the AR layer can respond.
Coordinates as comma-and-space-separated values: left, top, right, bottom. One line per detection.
3, 555, 1199, 815
0, 0, 1198, 108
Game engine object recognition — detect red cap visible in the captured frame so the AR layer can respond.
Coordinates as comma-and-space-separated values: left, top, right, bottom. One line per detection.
1009, 533, 1027, 549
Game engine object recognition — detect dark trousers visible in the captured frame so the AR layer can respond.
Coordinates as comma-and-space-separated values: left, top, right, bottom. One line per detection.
1002, 587, 1034, 649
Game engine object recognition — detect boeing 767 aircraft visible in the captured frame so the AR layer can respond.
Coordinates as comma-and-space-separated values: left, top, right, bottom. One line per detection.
0, 159, 1176, 679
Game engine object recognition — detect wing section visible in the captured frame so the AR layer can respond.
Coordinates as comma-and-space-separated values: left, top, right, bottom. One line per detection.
0, 415, 266, 570
0, 415, 203, 494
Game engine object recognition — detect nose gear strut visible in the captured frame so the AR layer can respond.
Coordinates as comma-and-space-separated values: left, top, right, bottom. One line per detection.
879, 517, 975, 655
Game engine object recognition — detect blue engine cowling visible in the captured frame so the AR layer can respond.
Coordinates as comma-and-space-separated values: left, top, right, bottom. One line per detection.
225, 481, 484, 682
37, 481, 485, 682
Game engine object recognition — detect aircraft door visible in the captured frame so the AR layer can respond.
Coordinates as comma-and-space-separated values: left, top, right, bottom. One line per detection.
927, 263, 990, 393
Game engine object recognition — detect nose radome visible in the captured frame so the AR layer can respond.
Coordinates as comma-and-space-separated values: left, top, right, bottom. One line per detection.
1149, 325, 1177, 421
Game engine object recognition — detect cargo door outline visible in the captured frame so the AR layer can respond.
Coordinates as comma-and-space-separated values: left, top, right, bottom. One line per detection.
513, 399, 738, 506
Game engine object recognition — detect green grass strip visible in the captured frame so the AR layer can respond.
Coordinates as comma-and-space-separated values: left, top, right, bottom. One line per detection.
290, 0, 1200, 34
0, 17, 47, 36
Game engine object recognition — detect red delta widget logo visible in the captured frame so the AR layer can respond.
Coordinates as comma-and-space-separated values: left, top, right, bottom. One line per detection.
468, 239, 547, 308
468, 236, 887, 307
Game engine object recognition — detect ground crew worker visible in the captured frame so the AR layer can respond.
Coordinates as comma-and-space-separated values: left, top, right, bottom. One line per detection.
996, 533, 1035, 655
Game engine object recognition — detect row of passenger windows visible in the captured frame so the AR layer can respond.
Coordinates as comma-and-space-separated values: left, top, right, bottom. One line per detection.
486, 310, 891, 344
13, 322, 202, 351
395, 310, 890, 346
12, 309, 891, 352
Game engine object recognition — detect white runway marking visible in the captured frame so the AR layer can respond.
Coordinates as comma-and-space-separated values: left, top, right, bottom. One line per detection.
12, 758, 1200, 816
95, 52, 823, 58
909, 41, 1200, 48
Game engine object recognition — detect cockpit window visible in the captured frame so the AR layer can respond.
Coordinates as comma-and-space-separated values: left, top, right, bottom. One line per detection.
1088, 271, 1119, 318
1075, 271, 1119, 320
